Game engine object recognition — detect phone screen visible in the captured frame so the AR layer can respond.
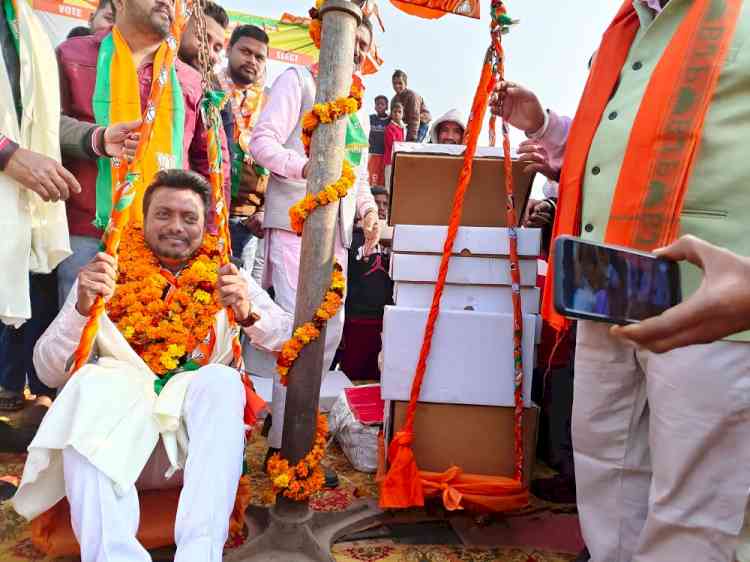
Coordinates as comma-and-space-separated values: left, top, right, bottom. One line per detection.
554, 237, 681, 324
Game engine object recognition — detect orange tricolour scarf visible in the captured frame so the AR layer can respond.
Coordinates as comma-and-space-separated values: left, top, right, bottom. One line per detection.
542, 0, 741, 331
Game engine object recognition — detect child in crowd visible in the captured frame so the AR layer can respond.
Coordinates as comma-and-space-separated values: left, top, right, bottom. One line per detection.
417, 108, 431, 142
383, 102, 405, 191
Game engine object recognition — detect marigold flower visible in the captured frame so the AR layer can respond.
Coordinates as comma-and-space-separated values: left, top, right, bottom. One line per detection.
105, 225, 222, 375
273, 473, 290, 489
193, 289, 211, 304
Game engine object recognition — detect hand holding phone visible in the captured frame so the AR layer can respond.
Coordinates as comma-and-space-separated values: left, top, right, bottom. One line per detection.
553, 236, 682, 325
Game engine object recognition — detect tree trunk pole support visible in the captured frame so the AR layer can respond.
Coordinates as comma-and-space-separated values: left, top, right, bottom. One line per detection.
226, 2, 382, 560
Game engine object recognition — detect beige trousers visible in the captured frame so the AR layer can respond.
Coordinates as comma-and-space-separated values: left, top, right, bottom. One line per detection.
573, 321, 750, 562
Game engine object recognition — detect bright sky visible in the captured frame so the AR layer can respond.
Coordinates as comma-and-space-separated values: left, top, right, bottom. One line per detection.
237, 0, 623, 146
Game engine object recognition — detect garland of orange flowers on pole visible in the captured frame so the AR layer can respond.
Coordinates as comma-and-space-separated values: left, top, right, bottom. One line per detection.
268, 0, 362, 501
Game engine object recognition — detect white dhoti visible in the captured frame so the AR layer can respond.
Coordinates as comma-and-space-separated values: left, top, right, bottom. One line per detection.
62, 366, 244, 562
13, 300, 246, 562
573, 321, 750, 562
264, 228, 347, 449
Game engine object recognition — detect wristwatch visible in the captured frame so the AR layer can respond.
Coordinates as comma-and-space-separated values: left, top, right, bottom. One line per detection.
237, 311, 261, 328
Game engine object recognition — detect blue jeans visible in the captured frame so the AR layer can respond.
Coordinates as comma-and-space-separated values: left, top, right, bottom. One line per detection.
229, 219, 263, 283
0, 273, 59, 397
56, 235, 101, 307
229, 218, 252, 260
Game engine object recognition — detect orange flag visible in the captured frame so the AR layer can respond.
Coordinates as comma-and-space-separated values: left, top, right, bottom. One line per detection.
390, 0, 479, 19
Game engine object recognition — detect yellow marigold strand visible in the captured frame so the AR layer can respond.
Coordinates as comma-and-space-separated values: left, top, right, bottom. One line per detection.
276, 263, 345, 385
301, 79, 364, 157
288, 160, 356, 235
270, 1, 362, 501
266, 414, 328, 501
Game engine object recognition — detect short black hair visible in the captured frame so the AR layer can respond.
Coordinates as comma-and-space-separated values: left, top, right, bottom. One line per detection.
204, 1, 229, 29
143, 169, 211, 219
392, 69, 407, 83
68, 26, 92, 39
371, 187, 388, 197
391, 102, 404, 111
229, 24, 269, 48
375, 95, 388, 106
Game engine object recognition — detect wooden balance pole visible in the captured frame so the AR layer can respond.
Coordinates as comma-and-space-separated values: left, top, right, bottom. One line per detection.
276, 0, 359, 517
227, 2, 381, 560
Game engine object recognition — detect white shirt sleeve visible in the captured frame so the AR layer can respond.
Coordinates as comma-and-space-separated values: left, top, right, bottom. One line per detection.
241, 269, 294, 353
33, 280, 90, 389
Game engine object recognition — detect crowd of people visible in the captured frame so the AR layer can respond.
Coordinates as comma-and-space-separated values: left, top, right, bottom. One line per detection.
2, 0, 750, 560
0, 0, 476, 556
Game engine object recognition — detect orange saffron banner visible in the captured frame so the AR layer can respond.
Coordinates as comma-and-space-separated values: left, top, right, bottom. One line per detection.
33, 0, 96, 21
390, 0, 480, 19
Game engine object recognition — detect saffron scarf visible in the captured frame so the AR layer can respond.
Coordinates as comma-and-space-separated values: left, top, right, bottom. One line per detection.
92, 27, 185, 228
542, 0, 742, 331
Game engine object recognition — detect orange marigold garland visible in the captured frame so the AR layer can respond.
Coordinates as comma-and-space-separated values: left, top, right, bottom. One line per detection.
269, 1, 366, 502
301, 75, 364, 156
276, 262, 346, 386
267, 414, 328, 500
289, 160, 356, 234
106, 224, 223, 375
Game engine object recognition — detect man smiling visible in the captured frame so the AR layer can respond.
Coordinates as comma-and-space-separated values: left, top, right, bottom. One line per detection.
55, 0, 230, 307
12, 170, 293, 562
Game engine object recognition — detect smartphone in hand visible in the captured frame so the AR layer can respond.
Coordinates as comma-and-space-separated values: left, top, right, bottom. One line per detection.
553, 236, 682, 325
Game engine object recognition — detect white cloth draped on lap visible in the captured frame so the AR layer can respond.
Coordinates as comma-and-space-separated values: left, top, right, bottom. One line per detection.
0, 0, 70, 327
12, 306, 236, 520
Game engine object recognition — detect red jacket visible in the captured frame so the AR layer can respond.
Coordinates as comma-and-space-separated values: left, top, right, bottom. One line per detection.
383, 122, 405, 167
57, 31, 230, 238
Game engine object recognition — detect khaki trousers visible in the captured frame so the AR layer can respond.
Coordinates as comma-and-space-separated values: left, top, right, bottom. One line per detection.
573, 321, 750, 562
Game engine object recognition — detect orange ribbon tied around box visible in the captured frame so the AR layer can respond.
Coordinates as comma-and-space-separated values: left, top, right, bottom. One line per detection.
421, 468, 530, 512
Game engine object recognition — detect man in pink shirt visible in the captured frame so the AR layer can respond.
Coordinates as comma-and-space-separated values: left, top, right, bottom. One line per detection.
250, 16, 380, 453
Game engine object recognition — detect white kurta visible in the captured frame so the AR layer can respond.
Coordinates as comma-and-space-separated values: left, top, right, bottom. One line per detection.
13, 270, 292, 520
0, 0, 70, 327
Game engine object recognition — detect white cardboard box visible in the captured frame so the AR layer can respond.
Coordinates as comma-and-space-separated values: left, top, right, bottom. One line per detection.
392, 225, 541, 257
381, 306, 536, 407
390, 253, 538, 287
393, 283, 540, 314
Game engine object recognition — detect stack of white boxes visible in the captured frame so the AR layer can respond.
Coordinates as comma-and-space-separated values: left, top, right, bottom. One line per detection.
381, 224, 542, 480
